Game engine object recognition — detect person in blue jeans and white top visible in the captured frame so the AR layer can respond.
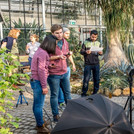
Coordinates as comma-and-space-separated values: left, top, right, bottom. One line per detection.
80, 30, 103, 96
26, 34, 40, 68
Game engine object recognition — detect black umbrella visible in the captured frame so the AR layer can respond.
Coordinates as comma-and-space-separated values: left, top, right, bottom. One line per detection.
51, 94, 134, 134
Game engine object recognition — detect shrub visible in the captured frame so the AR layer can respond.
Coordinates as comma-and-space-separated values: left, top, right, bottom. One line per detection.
0, 48, 29, 134
100, 61, 129, 93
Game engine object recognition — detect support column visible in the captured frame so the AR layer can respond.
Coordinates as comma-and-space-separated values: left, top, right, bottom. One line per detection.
0, 22, 3, 40
37, 0, 40, 40
50, 0, 52, 26
23, 0, 26, 39
99, 7, 103, 46
8, 0, 11, 29
42, 0, 46, 37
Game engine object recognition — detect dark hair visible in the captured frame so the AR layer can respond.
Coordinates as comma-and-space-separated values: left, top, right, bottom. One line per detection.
51, 24, 63, 33
40, 36, 56, 54
90, 30, 98, 35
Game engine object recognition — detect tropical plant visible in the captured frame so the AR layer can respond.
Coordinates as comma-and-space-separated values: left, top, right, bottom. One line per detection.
100, 60, 129, 93
0, 48, 29, 134
67, 28, 84, 79
85, 0, 134, 66
127, 43, 134, 66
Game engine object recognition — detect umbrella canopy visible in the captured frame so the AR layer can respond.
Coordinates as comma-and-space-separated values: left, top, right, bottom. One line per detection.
51, 94, 134, 134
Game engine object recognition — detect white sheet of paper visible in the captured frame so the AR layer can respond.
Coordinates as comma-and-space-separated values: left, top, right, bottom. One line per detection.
90, 46, 103, 52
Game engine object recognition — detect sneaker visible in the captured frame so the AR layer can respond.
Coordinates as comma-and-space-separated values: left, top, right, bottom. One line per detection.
59, 102, 66, 110
35, 120, 51, 130
37, 125, 50, 134
53, 115, 60, 122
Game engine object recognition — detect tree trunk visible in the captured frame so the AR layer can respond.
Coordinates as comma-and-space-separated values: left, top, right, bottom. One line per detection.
104, 31, 128, 67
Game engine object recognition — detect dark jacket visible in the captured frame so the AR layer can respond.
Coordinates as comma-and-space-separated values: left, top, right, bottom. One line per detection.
80, 38, 101, 65
1, 37, 15, 53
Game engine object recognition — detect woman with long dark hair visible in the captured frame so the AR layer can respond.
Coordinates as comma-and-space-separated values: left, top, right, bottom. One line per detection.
30, 35, 57, 133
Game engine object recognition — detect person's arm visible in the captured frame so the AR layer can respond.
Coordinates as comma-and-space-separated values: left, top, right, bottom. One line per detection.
98, 42, 103, 55
80, 43, 91, 55
37, 54, 48, 94
1, 42, 7, 48
1, 37, 8, 48
50, 55, 66, 60
26, 44, 30, 54
68, 55, 76, 72
98, 51, 103, 55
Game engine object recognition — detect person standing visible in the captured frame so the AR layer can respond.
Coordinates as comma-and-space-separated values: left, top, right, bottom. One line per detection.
80, 30, 103, 96
26, 34, 40, 68
47, 24, 71, 122
1, 29, 20, 82
1, 28, 20, 53
30, 35, 57, 133
58, 27, 76, 107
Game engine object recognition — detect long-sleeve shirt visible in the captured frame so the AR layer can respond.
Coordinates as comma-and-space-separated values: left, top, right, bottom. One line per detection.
48, 38, 69, 75
31, 47, 49, 89
26, 42, 40, 58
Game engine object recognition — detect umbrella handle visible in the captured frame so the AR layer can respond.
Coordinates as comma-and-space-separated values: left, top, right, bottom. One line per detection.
86, 98, 93, 102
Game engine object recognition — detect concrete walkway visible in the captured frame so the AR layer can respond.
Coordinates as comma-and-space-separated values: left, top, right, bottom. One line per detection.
9, 82, 134, 133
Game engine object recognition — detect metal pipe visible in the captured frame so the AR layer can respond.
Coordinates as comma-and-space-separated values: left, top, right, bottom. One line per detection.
99, 7, 103, 46
50, 0, 52, 26
62, 0, 64, 25
83, 0, 87, 38
23, 0, 26, 39
42, 0, 46, 36
95, 4, 97, 25
37, 0, 40, 40
84, 0, 87, 26
0, 22, 3, 40
8, 0, 11, 29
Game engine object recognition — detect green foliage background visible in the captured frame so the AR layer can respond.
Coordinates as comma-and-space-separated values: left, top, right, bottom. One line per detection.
0, 48, 29, 134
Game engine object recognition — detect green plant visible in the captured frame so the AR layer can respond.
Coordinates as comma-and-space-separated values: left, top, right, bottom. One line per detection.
127, 43, 134, 66
0, 48, 29, 134
67, 28, 84, 79
100, 61, 129, 93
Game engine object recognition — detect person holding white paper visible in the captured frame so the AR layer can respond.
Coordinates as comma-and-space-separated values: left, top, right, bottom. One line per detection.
80, 30, 103, 96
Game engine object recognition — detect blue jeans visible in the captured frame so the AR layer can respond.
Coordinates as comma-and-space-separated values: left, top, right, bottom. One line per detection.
28, 57, 32, 68
58, 67, 71, 104
81, 64, 100, 95
47, 71, 71, 116
30, 80, 45, 127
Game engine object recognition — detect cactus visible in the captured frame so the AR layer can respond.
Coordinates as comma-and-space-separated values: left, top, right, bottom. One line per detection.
128, 44, 134, 66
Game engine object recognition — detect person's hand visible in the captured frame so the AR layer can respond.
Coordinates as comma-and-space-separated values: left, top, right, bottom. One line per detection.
86, 50, 91, 54
59, 55, 67, 60
98, 51, 103, 55
42, 88, 48, 95
26, 45, 30, 50
72, 64, 76, 72
1, 42, 7, 48
69, 51, 73, 55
